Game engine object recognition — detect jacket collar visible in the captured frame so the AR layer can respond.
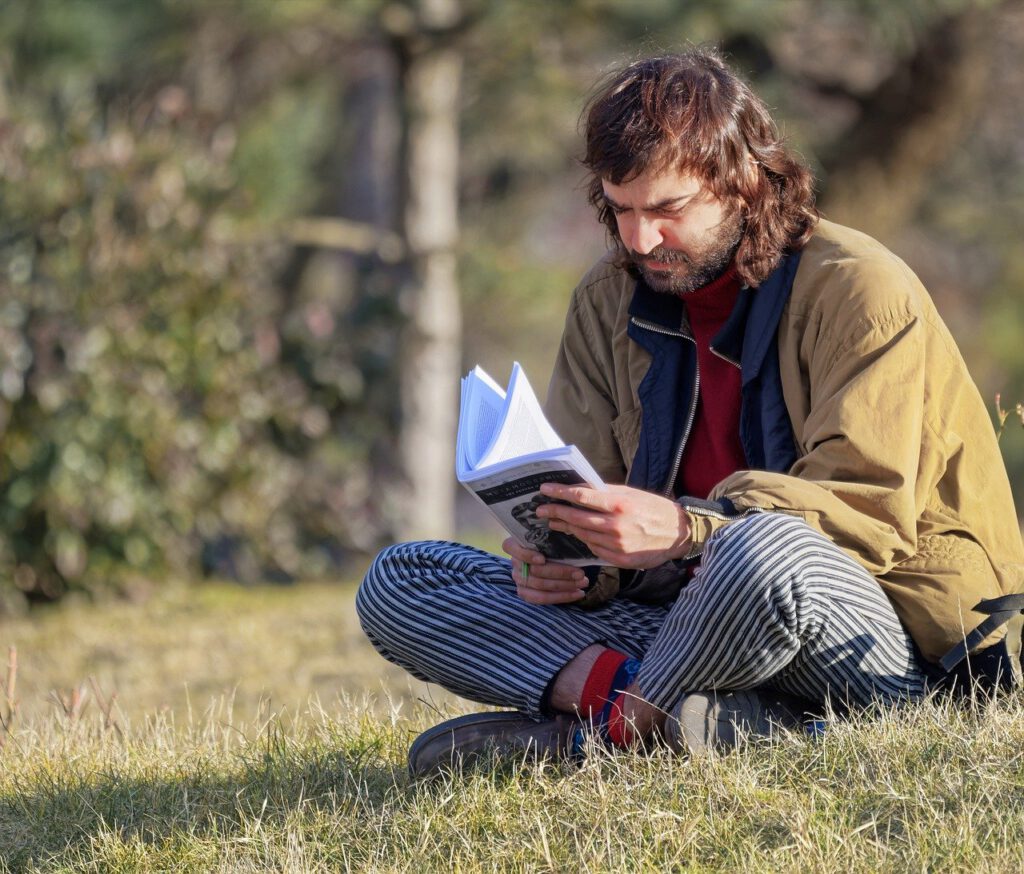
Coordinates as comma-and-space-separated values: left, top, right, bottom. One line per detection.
627, 274, 686, 333
713, 250, 803, 386
628, 250, 804, 385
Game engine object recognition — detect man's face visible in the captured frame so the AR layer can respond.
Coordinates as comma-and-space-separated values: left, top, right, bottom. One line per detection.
601, 167, 743, 294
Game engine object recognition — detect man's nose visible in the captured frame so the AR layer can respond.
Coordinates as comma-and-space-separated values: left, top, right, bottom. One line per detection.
630, 216, 663, 255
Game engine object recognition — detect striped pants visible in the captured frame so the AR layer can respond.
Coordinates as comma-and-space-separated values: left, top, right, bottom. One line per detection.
356, 513, 928, 718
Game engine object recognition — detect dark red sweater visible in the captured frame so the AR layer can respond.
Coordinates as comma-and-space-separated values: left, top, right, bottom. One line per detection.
674, 268, 747, 499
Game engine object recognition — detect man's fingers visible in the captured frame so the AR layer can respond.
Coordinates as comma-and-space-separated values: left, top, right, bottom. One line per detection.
516, 585, 586, 606
501, 537, 546, 564
585, 543, 657, 570
539, 483, 610, 510
544, 508, 613, 534
515, 570, 584, 591
511, 553, 587, 604
512, 561, 585, 586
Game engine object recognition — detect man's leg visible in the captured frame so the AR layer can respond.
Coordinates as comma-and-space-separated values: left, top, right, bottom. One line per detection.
359, 519, 929, 766
636, 512, 929, 723
356, 540, 668, 717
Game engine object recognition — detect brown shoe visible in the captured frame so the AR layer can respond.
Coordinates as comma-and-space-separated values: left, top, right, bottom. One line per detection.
407, 711, 582, 779
664, 689, 807, 754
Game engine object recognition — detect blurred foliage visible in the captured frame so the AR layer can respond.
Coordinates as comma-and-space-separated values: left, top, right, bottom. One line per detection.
0, 1, 382, 609
0, 0, 1021, 609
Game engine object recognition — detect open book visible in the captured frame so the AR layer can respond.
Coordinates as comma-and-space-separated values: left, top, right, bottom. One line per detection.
456, 362, 605, 565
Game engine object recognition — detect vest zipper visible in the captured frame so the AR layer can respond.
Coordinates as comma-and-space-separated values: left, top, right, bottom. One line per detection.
677, 502, 766, 560
707, 282, 748, 370
685, 504, 732, 522
629, 316, 699, 497
629, 316, 688, 340
709, 345, 741, 369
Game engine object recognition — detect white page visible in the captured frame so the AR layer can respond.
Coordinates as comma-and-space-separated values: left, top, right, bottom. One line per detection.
456, 366, 508, 477
476, 362, 564, 468
465, 367, 506, 467
461, 443, 606, 490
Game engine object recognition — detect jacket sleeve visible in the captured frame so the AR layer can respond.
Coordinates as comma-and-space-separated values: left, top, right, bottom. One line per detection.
543, 280, 631, 486
694, 304, 940, 576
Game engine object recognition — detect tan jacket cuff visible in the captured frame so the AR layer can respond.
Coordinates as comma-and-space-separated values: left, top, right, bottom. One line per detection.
682, 510, 733, 558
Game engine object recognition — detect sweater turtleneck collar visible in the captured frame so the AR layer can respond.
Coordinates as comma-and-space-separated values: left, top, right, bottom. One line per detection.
679, 265, 741, 319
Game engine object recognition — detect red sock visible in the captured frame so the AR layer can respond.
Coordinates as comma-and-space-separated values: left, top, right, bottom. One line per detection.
579, 649, 628, 718
606, 698, 635, 747
579, 648, 641, 747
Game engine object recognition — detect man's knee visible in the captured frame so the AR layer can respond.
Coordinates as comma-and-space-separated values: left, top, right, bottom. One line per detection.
356, 539, 483, 635
701, 513, 824, 595
355, 541, 430, 639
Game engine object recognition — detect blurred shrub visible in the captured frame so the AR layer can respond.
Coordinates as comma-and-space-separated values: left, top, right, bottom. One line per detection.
0, 74, 380, 609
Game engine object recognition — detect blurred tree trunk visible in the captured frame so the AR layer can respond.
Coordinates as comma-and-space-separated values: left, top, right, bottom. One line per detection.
290, 2, 467, 544
819, 4, 1000, 238
389, 0, 465, 540
287, 44, 400, 305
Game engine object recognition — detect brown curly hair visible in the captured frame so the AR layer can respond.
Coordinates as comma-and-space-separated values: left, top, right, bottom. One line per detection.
582, 47, 818, 287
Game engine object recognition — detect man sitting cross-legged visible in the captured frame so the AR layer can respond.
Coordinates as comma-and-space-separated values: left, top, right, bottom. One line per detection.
357, 47, 1024, 777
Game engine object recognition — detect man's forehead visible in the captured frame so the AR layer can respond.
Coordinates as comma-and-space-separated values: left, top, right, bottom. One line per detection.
601, 168, 706, 203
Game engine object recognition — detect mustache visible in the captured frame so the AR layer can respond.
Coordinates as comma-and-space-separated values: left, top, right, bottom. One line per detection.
628, 246, 691, 266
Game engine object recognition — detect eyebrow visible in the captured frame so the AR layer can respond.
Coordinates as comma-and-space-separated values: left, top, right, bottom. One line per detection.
601, 192, 696, 212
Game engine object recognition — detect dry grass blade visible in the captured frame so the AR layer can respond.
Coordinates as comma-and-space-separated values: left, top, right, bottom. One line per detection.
51, 682, 89, 724
0, 645, 17, 748
993, 393, 1024, 441
88, 676, 125, 740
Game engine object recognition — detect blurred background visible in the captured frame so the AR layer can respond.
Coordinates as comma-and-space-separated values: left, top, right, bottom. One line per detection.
2, 0, 1023, 613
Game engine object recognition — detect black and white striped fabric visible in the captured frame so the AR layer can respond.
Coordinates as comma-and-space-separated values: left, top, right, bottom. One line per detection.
356, 513, 928, 718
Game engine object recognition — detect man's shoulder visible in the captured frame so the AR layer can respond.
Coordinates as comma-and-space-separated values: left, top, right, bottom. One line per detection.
802, 219, 911, 268
566, 250, 636, 322
574, 250, 634, 296
792, 219, 930, 324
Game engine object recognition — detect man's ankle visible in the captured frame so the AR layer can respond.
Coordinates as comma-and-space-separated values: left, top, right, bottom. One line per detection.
547, 644, 606, 713
620, 682, 668, 740
548, 644, 665, 747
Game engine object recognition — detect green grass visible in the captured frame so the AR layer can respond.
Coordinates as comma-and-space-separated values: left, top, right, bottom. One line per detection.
2, 581, 1024, 872
0, 581, 454, 726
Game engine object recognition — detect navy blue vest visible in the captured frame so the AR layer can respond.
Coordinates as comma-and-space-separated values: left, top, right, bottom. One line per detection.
625, 251, 803, 497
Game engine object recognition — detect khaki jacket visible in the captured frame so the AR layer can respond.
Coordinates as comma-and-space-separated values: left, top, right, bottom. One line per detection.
545, 219, 1024, 663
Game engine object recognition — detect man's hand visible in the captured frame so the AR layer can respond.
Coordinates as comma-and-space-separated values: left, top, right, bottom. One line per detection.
503, 537, 588, 605
534, 482, 691, 569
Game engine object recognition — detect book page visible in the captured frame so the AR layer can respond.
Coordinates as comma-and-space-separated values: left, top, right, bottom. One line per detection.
464, 368, 506, 468
470, 396, 503, 463
456, 366, 507, 475
476, 363, 563, 468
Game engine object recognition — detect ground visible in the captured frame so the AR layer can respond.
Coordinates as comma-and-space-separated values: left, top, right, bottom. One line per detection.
1, 576, 1023, 872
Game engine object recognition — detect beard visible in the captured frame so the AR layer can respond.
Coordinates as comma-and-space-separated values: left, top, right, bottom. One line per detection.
628, 210, 744, 294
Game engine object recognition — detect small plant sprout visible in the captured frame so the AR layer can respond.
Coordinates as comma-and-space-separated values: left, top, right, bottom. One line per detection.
994, 393, 1024, 442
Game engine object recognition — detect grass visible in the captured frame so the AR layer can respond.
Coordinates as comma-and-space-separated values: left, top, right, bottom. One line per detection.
2, 578, 1024, 872
0, 581, 458, 726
